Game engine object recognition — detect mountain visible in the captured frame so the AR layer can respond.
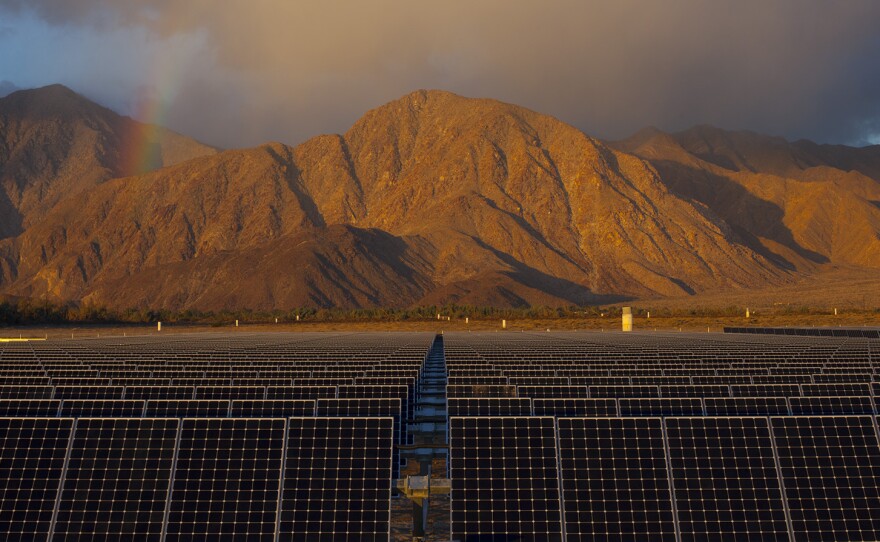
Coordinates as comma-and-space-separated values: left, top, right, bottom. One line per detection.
0, 85, 216, 240
613, 125, 880, 272
0, 85, 878, 310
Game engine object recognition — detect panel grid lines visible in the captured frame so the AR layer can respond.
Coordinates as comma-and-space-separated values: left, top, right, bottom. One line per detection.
449, 416, 563, 541
770, 415, 880, 541
165, 418, 286, 540
0, 417, 74, 539
665, 416, 790, 540
557, 417, 676, 540
279, 417, 393, 541
52, 417, 178, 539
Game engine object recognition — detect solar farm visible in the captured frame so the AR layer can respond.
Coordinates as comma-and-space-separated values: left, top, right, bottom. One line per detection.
1, 330, 880, 540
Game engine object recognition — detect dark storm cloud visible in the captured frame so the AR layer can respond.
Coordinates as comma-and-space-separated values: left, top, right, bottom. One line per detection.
2, 0, 879, 147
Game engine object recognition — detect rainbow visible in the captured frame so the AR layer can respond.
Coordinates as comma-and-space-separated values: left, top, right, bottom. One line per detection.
116, 52, 185, 176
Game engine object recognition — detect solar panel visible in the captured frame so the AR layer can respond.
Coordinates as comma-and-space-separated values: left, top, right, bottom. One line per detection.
618, 397, 704, 416
531, 398, 618, 417
171, 378, 232, 386
812, 373, 872, 383
447, 376, 509, 385
0, 399, 60, 416
230, 399, 316, 417
446, 397, 532, 416
659, 384, 731, 398
52, 418, 178, 539
194, 386, 266, 400
144, 400, 229, 418
166, 418, 285, 540
0, 376, 51, 385
693, 376, 752, 385
801, 383, 872, 396
336, 385, 412, 422
508, 376, 570, 386
316, 398, 402, 473
54, 385, 125, 400
589, 385, 659, 398
266, 385, 337, 400
0, 417, 73, 538
59, 399, 145, 418
730, 384, 800, 397
515, 385, 589, 398
771, 415, 880, 540
0, 385, 54, 399
569, 376, 631, 386
446, 384, 517, 398
279, 417, 394, 541
703, 396, 790, 416
111, 378, 173, 387
449, 416, 562, 541
556, 417, 675, 540
752, 375, 813, 384
665, 417, 789, 540
788, 396, 876, 415
124, 386, 194, 400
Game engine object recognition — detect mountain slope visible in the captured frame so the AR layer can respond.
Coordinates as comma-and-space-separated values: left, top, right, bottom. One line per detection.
0, 85, 216, 239
4, 87, 879, 310
614, 126, 880, 271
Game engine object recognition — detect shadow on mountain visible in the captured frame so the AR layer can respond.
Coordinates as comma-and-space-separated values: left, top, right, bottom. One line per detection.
0, 192, 22, 240
471, 237, 633, 305
652, 160, 829, 269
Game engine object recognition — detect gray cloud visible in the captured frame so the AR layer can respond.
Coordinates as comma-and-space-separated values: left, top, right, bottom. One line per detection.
0, 81, 18, 97
1, 0, 879, 148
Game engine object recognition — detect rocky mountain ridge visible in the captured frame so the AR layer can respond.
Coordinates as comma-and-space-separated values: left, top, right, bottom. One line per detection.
1, 85, 877, 310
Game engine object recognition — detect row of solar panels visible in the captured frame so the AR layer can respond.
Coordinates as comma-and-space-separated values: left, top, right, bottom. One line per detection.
3, 395, 877, 418
4, 381, 877, 400
447, 365, 880, 374
447, 373, 879, 384
726, 326, 880, 338
449, 415, 880, 541
6, 413, 878, 540
4, 373, 879, 387
0, 375, 419, 386
447, 382, 880, 397
446, 358, 879, 366
0, 384, 413, 400
1, 416, 394, 540
0, 398, 399, 418
447, 396, 880, 416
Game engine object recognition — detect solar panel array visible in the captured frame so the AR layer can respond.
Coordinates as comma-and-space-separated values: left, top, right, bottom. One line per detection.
1, 329, 880, 540
0, 332, 429, 540
443, 330, 880, 540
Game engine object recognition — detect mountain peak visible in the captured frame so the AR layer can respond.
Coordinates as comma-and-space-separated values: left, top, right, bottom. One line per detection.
0, 83, 115, 123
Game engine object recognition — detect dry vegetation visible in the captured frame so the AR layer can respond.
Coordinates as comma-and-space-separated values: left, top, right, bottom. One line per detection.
4, 309, 878, 340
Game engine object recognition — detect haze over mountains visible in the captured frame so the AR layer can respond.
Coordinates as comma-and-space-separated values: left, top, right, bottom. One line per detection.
1, 85, 878, 310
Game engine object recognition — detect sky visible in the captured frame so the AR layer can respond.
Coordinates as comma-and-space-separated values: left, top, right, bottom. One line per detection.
1, 1, 879, 149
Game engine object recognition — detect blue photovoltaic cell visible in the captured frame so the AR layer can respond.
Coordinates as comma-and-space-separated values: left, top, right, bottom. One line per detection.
279, 417, 394, 541
166, 418, 285, 540
557, 417, 675, 540
52, 418, 178, 539
449, 416, 562, 541
771, 415, 880, 541
0, 417, 73, 538
666, 417, 789, 540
